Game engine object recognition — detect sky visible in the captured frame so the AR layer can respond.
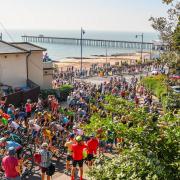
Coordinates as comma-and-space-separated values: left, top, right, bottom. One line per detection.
0, 0, 170, 32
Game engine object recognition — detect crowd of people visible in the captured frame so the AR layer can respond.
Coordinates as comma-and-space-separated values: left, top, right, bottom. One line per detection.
0, 69, 162, 180
52, 62, 162, 89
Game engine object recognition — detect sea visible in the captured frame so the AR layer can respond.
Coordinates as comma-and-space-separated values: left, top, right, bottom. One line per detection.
2, 30, 159, 61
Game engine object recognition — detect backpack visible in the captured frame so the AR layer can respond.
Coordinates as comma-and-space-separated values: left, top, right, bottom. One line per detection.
46, 163, 55, 176
83, 148, 88, 159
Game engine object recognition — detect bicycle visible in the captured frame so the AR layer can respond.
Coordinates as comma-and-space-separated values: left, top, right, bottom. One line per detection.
0, 147, 34, 180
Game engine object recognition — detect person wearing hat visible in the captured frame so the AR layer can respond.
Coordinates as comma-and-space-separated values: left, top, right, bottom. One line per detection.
0, 137, 22, 159
42, 127, 53, 146
25, 99, 32, 118
71, 136, 86, 180
7, 104, 15, 119
1, 147, 21, 180
39, 143, 52, 180
4, 130, 22, 145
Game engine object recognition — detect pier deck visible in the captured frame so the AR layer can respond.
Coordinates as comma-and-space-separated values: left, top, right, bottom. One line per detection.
22, 35, 167, 50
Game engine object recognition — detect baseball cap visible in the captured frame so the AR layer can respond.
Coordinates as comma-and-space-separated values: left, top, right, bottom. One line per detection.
41, 142, 48, 148
0, 137, 6, 143
28, 120, 34, 125
75, 136, 82, 142
90, 133, 95, 137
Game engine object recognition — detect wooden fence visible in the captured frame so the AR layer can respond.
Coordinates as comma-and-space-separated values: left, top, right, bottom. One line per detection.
4, 80, 40, 107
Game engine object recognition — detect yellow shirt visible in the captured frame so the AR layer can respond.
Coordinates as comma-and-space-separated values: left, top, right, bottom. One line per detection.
43, 129, 53, 140
65, 140, 75, 155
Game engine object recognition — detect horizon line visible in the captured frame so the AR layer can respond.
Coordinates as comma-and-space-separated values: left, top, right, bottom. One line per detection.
1, 28, 157, 33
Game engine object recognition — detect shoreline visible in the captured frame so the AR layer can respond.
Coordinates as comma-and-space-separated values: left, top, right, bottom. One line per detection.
53, 52, 151, 70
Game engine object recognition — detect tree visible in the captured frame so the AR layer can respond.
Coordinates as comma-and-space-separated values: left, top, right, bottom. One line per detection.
162, 0, 174, 5
149, 0, 180, 49
149, 0, 180, 67
173, 17, 180, 51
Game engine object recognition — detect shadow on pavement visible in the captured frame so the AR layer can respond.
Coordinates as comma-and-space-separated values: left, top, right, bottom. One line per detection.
27, 158, 66, 180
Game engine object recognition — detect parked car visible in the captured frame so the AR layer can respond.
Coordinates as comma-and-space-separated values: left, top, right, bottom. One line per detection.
171, 86, 180, 93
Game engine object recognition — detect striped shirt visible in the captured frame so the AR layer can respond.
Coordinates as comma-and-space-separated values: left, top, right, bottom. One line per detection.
39, 149, 52, 168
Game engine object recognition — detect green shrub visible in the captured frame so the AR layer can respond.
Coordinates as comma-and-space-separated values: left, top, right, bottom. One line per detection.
40, 89, 57, 99
141, 75, 169, 110
59, 84, 73, 101
86, 95, 179, 180
142, 75, 180, 111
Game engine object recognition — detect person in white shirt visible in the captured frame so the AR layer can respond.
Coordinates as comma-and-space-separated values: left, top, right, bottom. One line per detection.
73, 126, 84, 136
9, 120, 20, 131
28, 120, 41, 144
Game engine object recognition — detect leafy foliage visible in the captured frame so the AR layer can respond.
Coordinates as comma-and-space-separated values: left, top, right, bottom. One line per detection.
40, 89, 57, 99
59, 84, 73, 101
141, 75, 180, 110
149, 1, 180, 47
149, 0, 180, 67
40, 84, 73, 101
141, 75, 167, 99
162, 0, 174, 5
173, 17, 180, 51
86, 95, 180, 180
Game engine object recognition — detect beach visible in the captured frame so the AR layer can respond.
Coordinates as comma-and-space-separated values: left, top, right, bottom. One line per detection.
53, 52, 151, 70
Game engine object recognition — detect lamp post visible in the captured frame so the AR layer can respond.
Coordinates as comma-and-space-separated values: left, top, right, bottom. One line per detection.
80, 28, 85, 77
105, 41, 108, 76
136, 33, 144, 63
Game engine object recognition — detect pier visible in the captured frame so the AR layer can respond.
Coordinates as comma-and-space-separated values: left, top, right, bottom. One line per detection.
22, 35, 168, 51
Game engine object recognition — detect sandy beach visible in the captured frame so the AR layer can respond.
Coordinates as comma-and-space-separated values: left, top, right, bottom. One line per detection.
53, 52, 151, 70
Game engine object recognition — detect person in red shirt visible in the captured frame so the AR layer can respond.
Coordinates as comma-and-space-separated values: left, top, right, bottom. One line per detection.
1, 147, 20, 180
71, 136, 86, 180
25, 99, 32, 118
121, 90, 125, 98
86, 134, 99, 167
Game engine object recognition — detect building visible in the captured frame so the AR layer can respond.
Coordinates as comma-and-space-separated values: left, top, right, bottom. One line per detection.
0, 40, 53, 89
0, 41, 28, 87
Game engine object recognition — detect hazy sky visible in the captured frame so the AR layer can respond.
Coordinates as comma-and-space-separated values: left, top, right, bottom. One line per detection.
0, 0, 169, 32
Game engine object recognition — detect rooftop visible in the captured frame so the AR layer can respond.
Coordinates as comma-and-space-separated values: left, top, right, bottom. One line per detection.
0, 41, 27, 54
11, 42, 46, 51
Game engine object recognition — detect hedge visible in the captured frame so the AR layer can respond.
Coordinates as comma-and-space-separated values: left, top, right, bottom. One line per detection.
142, 75, 180, 111
59, 84, 73, 101
40, 84, 73, 102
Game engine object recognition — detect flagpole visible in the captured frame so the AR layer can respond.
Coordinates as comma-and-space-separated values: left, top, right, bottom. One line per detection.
80, 28, 83, 77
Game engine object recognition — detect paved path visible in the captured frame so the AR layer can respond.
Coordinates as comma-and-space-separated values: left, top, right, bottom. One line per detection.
28, 157, 90, 180
75, 73, 144, 85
